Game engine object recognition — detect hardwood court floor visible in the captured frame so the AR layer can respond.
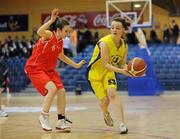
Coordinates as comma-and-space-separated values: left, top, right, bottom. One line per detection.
0, 92, 180, 139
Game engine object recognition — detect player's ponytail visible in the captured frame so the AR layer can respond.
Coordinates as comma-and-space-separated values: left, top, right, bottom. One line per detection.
49, 17, 69, 31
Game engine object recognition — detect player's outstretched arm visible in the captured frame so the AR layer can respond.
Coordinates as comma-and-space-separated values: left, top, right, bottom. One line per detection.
58, 49, 86, 68
37, 8, 60, 39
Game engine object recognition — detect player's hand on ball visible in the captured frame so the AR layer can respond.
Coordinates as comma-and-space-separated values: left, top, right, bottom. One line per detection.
125, 70, 136, 77
127, 70, 146, 77
128, 57, 147, 76
134, 73, 146, 77
118, 69, 134, 77
76, 60, 86, 68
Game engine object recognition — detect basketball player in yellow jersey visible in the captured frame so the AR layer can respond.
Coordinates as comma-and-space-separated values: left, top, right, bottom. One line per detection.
87, 17, 133, 134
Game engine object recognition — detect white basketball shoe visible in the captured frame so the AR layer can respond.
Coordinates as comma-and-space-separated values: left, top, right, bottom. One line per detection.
56, 118, 71, 132
39, 113, 52, 132
119, 123, 128, 134
0, 110, 8, 117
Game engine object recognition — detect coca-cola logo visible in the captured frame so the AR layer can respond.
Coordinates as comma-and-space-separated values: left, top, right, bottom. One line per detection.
42, 12, 127, 28
77, 14, 88, 24
62, 15, 77, 27
93, 14, 107, 27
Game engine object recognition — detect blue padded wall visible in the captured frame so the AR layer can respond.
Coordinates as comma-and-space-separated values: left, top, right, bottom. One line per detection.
128, 48, 164, 96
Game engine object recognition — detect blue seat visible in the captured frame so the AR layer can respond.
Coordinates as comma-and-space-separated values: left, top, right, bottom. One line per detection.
157, 73, 167, 80
175, 74, 180, 80
61, 74, 72, 80
165, 74, 176, 80
159, 68, 169, 74
168, 68, 178, 73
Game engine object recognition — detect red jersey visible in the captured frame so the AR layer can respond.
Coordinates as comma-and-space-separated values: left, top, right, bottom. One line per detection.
25, 32, 63, 72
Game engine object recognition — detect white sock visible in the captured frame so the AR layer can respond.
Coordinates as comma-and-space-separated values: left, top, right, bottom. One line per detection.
120, 123, 125, 127
41, 110, 49, 116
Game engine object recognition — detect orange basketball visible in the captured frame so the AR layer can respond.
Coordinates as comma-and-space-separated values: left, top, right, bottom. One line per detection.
128, 57, 147, 76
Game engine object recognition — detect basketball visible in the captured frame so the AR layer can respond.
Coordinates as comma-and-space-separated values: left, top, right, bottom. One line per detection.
128, 57, 147, 76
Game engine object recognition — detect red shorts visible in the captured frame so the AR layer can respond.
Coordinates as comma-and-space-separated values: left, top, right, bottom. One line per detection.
25, 68, 64, 96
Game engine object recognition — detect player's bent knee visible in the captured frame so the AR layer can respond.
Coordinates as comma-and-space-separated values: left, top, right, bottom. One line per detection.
45, 81, 57, 94
107, 88, 116, 100
48, 87, 57, 94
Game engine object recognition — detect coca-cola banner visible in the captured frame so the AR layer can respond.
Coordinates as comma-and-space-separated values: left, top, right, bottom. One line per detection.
41, 12, 122, 29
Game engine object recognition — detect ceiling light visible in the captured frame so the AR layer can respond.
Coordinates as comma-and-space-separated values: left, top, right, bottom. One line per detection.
134, 4, 141, 8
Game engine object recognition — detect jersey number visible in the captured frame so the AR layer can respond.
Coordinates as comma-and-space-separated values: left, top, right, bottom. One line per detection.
108, 79, 116, 85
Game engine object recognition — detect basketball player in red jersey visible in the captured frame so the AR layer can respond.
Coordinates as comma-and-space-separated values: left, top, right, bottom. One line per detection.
25, 8, 85, 132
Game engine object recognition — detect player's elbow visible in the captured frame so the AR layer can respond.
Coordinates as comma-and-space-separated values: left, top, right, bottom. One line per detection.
58, 54, 63, 60
58, 53, 65, 61
104, 64, 109, 69
37, 29, 43, 36
37, 27, 46, 37
102, 62, 109, 69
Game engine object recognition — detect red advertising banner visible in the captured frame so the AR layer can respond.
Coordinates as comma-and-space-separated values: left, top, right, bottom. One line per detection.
42, 12, 123, 29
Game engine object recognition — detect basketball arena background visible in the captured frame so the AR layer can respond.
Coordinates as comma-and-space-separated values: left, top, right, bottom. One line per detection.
0, 0, 180, 95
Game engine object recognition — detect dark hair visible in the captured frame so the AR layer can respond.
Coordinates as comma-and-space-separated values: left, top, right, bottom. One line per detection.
111, 16, 131, 30
172, 20, 175, 23
49, 17, 69, 31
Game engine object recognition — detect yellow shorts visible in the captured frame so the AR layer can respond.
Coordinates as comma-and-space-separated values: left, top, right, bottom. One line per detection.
88, 71, 117, 100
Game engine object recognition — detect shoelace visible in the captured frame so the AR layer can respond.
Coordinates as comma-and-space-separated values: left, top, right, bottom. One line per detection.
44, 117, 51, 127
64, 117, 73, 124
41, 115, 51, 127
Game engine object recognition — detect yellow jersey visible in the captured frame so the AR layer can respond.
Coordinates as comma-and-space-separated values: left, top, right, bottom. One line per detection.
87, 34, 127, 81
